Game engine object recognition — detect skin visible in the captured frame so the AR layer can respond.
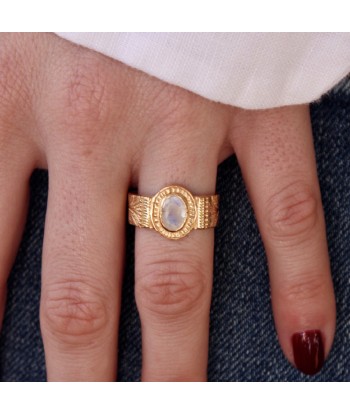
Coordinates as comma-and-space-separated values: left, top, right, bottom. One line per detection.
0, 33, 336, 381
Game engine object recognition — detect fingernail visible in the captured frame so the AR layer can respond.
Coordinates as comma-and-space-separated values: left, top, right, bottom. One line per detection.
292, 330, 325, 375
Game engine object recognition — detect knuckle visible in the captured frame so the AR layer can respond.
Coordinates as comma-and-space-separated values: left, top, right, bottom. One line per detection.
0, 34, 39, 148
0, 41, 29, 122
0, 42, 19, 101
265, 181, 319, 242
51, 55, 115, 160
136, 258, 209, 317
156, 86, 194, 122
61, 56, 110, 130
50, 54, 113, 159
144, 80, 205, 133
279, 274, 327, 305
41, 279, 109, 342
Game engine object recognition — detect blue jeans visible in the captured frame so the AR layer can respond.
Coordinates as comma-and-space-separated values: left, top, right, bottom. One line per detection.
1, 76, 349, 381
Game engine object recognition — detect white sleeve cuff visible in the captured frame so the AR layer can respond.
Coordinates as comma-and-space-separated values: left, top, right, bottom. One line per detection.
55, 32, 350, 110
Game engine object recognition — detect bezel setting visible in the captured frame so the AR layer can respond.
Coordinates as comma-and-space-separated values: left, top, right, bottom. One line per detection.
151, 185, 196, 239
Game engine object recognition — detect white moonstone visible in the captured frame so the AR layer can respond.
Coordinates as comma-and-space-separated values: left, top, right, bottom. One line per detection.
161, 195, 187, 231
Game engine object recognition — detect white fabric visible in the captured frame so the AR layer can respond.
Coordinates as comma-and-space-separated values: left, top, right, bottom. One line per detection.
56, 32, 350, 110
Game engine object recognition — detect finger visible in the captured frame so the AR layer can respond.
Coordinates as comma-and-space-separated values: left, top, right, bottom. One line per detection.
0, 150, 33, 332
0, 176, 29, 331
0, 49, 36, 331
40, 151, 129, 381
231, 105, 335, 375
135, 110, 225, 382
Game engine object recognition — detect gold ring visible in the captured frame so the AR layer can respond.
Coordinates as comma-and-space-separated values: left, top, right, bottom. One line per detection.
128, 185, 219, 240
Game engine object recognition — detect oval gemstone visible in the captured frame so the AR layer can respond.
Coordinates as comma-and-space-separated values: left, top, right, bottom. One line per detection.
161, 195, 187, 232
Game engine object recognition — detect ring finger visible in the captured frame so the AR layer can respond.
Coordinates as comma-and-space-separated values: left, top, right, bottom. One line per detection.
134, 101, 227, 381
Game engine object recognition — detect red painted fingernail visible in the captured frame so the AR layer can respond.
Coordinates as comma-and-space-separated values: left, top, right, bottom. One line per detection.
292, 330, 325, 375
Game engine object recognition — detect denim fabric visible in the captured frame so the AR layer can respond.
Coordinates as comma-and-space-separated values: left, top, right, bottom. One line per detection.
0, 77, 349, 382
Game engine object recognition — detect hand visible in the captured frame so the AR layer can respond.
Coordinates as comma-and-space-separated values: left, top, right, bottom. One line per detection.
0, 33, 335, 380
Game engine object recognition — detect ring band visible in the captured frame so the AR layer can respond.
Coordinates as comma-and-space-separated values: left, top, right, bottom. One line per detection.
128, 185, 219, 240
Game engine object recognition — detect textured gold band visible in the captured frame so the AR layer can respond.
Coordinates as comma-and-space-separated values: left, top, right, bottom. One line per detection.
128, 195, 219, 229
128, 185, 219, 239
